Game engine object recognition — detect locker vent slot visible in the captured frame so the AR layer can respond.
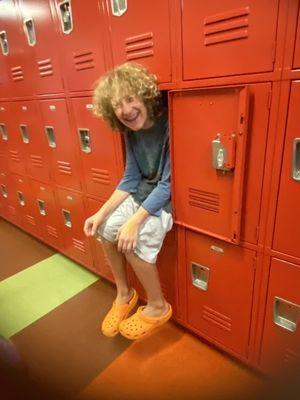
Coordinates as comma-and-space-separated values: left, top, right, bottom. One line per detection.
125, 32, 154, 61
25, 214, 36, 226
204, 6, 249, 46
38, 59, 54, 77
73, 51, 95, 71
57, 161, 72, 175
11, 66, 24, 82
0, 30, 9, 55
72, 238, 86, 253
30, 155, 43, 169
284, 349, 300, 365
0, 124, 8, 141
202, 305, 232, 332
46, 225, 58, 238
1, 184, 7, 198
10, 150, 21, 163
91, 168, 110, 185
188, 188, 220, 213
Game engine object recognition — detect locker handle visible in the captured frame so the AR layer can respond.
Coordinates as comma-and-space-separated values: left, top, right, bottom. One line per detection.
273, 296, 300, 333
1, 184, 7, 198
19, 125, 30, 144
212, 133, 236, 171
23, 18, 36, 46
0, 123, 8, 141
191, 262, 209, 291
45, 126, 56, 148
78, 128, 91, 153
37, 199, 46, 215
58, 1, 73, 34
17, 191, 25, 206
110, 0, 127, 16
292, 138, 300, 182
0, 30, 9, 55
62, 209, 72, 228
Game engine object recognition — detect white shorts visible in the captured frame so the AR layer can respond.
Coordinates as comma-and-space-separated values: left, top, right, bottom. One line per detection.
96, 196, 173, 264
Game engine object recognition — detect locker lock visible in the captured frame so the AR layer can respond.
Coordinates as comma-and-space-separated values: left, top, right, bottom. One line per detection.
0, 30, 9, 55
273, 296, 300, 333
111, 0, 127, 16
212, 133, 236, 171
292, 138, 300, 182
58, 1, 73, 34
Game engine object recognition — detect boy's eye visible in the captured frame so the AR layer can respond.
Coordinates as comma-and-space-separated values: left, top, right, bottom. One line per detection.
126, 96, 135, 103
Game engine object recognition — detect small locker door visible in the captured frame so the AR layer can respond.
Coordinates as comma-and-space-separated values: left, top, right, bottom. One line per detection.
31, 180, 63, 250
13, 101, 50, 182
39, 99, 82, 191
12, 173, 40, 237
273, 82, 300, 259
260, 258, 300, 374
108, 0, 172, 83
54, 0, 106, 92
181, 0, 279, 80
0, 104, 9, 171
293, 9, 300, 69
17, 0, 64, 95
171, 86, 249, 243
86, 196, 115, 282
0, 169, 18, 222
56, 187, 94, 269
0, 0, 36, 98
186, 230, 255, 357
71, 97, 123, 199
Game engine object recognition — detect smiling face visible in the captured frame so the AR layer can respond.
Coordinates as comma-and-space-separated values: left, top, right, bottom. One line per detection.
112, 95, 153, 131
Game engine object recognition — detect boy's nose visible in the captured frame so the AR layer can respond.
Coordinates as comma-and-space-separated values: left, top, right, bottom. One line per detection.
120, 100, 132, 115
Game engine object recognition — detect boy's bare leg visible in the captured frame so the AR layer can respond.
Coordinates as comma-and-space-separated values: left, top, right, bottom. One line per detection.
125, 252, 169, 318
101, 238, 133, 305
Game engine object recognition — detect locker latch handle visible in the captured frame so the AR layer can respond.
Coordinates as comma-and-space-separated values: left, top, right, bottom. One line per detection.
1, 184, 7, 198
191, 262, 209, 291
212, 133, 236, 171
292, 138, 300, 182
23, 18, 36, 46
45, 126, 56, 148
110, 0, 127, 16
17, 191, 25, 206
62, 209, 72, 228
0, 30, 9, 55
273, 296, 300, 333
0, 123, 8, 141
78, 128, 91, 153
19, 125, 30, 144
37, 199, 46, 215
58, 0, 73, 34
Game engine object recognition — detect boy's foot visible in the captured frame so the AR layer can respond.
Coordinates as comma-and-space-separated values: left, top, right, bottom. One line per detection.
140, 302, 170, 318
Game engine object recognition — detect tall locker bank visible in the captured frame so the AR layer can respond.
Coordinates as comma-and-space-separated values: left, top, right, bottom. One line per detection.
0, 0, 299, 376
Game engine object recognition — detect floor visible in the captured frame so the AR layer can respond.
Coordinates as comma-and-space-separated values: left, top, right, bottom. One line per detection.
0, 218, 295, 400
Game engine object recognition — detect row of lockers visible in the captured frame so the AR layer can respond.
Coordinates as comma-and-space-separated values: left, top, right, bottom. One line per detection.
1, 0, 300, 98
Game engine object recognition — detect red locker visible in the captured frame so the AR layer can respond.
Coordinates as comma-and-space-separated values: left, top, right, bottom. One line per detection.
107, 0, 172, 83
273, 81, 300, 259
55, 187, 94, 269
53, 0, 106, 92
0, 169, 19, 222
0, 51, 10, 100
12, 173, 40, 236
171, 86, 249, 243
1, 102, 26, 176
70, 97, 122, 199
0, 0, 36, 98
12, 101, 50, 182
185, 230, 255, 358
31, 179, 63, 250
260, 258, 300, 374
293, 7, 300, 70
0, 105, 9, 171
181, 0, 279, 80
39, 99, 81, 191
17, 0, 64, 95
86, 196, 115, 282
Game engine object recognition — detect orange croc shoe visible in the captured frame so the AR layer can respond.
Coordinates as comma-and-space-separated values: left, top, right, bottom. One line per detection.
101, 289, 138, 337
119, 303, 173, 340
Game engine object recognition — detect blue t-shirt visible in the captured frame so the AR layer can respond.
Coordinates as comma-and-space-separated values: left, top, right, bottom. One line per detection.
117, 112, 171, 216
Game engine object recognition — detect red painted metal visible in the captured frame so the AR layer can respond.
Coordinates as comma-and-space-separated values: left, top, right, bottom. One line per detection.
293, 5, 300, 69
170, 85, 249, 243
107, 0, 172, 83
39, 98, 82, 190
181, 0, 279, 80
70, 97, 123, 200
260, 257, 300, 374
53, 0, 106, 92
185, 229, 256, 358
273, 81, 300, 259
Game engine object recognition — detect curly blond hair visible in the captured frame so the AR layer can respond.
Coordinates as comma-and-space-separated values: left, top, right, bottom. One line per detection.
92, 62, 162, 132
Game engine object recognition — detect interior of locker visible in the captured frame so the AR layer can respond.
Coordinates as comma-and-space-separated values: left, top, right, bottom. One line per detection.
0, 0, 300, 395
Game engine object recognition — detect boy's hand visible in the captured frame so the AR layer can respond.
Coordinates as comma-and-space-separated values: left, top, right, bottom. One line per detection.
116, 219, 139, 253
83, 212, 105, 237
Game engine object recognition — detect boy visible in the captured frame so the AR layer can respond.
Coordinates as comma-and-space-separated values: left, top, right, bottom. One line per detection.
83, 62, 173, 340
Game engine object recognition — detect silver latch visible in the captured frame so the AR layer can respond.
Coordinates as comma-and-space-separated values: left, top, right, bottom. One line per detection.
191, 262, 210, 291
292, 138, 300, 182
45, 126, 56, 148
273, 296, 300, 332
0, 124, 8, 141
111, 0, 127, 16
58, 1, 73, 34
23, 18, 36, 46
0, 30, 9, 55
78, 128, 91, 153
